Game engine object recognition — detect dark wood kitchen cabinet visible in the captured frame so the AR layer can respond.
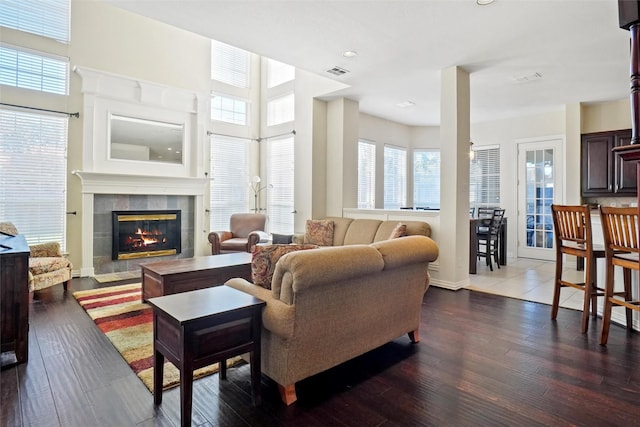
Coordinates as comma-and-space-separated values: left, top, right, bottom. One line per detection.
581, 129, 636, 196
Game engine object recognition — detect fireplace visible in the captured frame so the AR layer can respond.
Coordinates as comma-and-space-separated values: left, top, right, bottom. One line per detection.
112, 210, 181, 260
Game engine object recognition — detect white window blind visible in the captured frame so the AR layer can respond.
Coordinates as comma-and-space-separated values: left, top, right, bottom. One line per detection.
384, 145, 407, 209
267, 93, 294, 126
211, 94, 248, 125
0, 0, 70, 42
0, 45, 69, 95
358, 140, 376, 209
209, 135, 250, 230
470, 146, 500, 207
413, 149, 440, 209
0, 108, 68, 249
266, 136, 294, 234
267, 58, 295, 88
211, 40, 250, 88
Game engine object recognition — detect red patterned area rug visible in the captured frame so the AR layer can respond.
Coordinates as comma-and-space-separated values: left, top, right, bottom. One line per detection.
73, 283, 242, 392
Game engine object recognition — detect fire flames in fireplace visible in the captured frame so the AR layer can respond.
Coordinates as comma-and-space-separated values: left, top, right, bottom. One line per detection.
112, 210, 181, 260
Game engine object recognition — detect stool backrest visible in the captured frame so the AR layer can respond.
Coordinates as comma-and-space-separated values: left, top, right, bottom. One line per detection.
551, 204, 593, 255
599, 206, 640, 254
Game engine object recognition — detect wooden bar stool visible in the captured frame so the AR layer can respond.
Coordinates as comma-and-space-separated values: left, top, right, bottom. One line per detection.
598, 206, 637, 345
550, 205, 606, 333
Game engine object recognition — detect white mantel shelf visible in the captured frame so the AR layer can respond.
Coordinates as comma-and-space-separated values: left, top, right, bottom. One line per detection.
72, 171, 208, 196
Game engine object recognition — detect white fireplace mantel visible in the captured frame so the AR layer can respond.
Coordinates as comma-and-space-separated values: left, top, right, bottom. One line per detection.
73, 171, 209, 277
72, 170, 208, 196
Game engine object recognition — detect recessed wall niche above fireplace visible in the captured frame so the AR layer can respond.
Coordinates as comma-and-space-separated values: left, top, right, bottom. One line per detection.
112, 210, 181, 260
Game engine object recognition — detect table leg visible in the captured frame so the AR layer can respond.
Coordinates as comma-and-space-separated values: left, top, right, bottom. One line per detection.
219, 358, 227, 380
251, 309, 262, 406
470, 220, 478, 274
153, 351, 164, 404
180, 358, 193, 427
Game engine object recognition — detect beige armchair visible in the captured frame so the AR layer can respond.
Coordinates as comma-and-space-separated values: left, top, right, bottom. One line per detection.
208, 213, 268, 255
0, 222, 72, 293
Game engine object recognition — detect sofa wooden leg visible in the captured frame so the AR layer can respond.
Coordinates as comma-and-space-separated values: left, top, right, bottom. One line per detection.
408, 330, 420, 343
278, 384, 297, 405
63, 280, 71, 291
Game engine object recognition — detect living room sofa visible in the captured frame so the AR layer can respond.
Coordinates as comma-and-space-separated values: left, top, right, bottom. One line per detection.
225, 234, 439, 405
292, 216, 431, 246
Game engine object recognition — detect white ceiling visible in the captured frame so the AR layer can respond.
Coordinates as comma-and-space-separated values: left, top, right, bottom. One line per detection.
102, 0, 632, 126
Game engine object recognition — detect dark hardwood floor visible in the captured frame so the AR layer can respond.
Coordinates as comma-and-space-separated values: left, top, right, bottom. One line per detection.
2, 277, 640, 426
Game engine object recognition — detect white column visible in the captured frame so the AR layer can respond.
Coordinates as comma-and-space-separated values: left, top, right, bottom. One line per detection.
437, 66, 471, 289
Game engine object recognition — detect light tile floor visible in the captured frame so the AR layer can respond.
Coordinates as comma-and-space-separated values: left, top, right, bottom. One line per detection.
465, 257, 587, 311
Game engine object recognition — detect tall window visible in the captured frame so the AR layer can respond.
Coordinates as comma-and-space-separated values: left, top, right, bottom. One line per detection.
267, 58, 295, 88
0, 109, 68, 248
358, 140, 376, 209
266, 136, 294, 234
0, 0, 70, 42
414, 150, 440, 209
267, 93, 294, 126
384, 145, 407, 209
209, 136, 250, 230
211, 94, 248, 125
211, 40, 250, 88
470, 146, 500, 207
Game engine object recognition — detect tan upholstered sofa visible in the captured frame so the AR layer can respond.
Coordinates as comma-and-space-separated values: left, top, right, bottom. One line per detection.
226, 234, 439, 405
292, 216, 431, 246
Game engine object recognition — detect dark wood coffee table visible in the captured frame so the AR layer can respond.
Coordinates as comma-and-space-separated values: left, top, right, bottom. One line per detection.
148, 286, 265, 426
141, 252, 252, 302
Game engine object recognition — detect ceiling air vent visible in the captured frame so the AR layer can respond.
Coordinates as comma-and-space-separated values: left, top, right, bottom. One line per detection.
326, 66, 349, 76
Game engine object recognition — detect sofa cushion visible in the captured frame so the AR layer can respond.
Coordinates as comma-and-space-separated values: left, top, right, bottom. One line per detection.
343, 219, 382, 245
252, 244, 317, 289
304, 219, 334, 246
323, 217, 354, 246
388, 222, 407, 239
29, 257, 72, 276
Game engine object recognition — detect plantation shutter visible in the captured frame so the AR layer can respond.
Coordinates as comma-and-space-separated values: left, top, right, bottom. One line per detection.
0, 0, 70, 42
383, 145, 407, 209
413, 149, 440, 209
266, 136, 294, 234
209, 135, 250, 230
470, 146, 500, 207
358, 140, 376, 209
0, 108, 68, 248
211, 40, 249, 88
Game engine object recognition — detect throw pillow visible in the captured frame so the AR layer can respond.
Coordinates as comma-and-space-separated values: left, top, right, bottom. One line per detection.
389, 222, 407, 239
251, 244, 318, 289
272, 233, 293, 244
303, 219, 334, 246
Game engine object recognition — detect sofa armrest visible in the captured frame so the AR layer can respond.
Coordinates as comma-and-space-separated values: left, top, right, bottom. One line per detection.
247, 231, 271, 251
29, 242, 62, 257
225, 278, 295, 338
208, 231, 233, 255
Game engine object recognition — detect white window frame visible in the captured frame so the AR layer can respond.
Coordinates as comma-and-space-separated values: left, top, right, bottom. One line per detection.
0, 0, 71, 43
383, 144, 407, 210
211, 40, 250, 88
266, 93, 294, 126
211, 93, 249, 126
413, 149, 440, 209
0, 44, 69, 95
266, 136, 295, 234
470, 145, 500, 208
358, 140, 376, 209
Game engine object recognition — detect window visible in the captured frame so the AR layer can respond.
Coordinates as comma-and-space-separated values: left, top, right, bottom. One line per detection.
470, 146, 500, 207
211, 94, 248, 125
384, 145, 406, 209
211, 40, 250, 88
414, 150, 440, 209
0, 0, 70, 42
266, 136, 294, 234
0, 45, 69, 95
209, 135, 250, 230
358, 140, 376, 209
267, 93, 294, 126
267, 58, 295, 88
0, 108, 68, 248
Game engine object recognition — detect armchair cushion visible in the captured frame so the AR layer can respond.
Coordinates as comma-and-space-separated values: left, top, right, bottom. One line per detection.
30, 241, 63, 257
29, 256, 72, 276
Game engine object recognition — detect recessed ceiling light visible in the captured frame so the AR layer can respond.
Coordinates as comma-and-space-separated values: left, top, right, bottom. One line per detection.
396, 101, 416, 108
476, 0, 495, 5
343, 50, 358, 58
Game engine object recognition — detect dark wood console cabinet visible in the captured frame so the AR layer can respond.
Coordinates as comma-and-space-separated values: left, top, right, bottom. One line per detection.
581, 129, 636, 196
0, 233, 30, 368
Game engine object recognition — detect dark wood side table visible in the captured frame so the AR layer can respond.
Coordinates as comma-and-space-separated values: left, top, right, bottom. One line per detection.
141, 252, 252, 302
147, 286, 265, 427
1, 233, 30, 369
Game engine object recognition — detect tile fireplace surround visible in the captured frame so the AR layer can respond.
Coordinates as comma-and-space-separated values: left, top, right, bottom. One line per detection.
93, 195, 194, 275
